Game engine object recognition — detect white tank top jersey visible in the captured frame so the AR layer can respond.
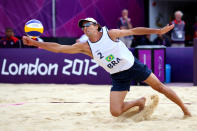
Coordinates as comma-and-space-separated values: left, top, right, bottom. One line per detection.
88, 26, 135, 74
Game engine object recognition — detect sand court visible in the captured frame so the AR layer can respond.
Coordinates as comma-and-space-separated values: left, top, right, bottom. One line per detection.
0, 84, 197, 131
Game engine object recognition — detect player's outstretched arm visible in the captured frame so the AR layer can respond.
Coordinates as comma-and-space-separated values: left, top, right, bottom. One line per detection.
22, 36, 82, 54
109, 24, 174, 38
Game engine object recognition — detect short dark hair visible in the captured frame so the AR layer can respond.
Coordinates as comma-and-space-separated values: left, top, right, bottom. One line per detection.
5, 27, 14, 32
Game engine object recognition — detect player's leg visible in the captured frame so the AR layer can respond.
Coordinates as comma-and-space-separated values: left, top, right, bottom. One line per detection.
110, 91, 146, 117
144, 73, 191, 116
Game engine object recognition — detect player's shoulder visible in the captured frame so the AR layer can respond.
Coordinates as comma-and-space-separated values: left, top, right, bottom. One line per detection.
108, 29, 122, 37
107, 29, 123, 40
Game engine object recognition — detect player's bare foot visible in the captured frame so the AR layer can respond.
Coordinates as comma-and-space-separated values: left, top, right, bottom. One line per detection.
137, 97, 146, 111
180, 104, 192, 117
183, 109, 192, 117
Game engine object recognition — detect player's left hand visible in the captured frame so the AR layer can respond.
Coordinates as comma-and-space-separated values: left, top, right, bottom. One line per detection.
159, 24, 174, 34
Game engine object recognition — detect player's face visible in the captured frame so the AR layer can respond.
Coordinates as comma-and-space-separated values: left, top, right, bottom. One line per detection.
82, 21, 98, 35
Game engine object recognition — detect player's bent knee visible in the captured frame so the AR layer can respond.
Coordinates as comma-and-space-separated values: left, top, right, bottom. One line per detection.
110, 107, 122, 117
110, 110, 122, 117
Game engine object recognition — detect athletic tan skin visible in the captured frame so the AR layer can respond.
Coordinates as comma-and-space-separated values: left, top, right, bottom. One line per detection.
22, 22, 191, 117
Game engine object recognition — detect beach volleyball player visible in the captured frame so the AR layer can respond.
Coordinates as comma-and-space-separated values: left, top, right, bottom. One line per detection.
22, 18, 191, 117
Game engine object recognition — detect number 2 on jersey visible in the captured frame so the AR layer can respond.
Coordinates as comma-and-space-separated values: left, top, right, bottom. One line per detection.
97, 52, 104, 59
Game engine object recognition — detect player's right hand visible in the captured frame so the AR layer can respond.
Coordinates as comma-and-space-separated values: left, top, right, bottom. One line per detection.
22, 36, 36, 46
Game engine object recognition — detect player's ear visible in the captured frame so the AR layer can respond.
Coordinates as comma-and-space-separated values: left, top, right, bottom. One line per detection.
95, 24, 99, 31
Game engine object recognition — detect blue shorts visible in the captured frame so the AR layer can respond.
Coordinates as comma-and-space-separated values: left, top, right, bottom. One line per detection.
110, 58, 151, 91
